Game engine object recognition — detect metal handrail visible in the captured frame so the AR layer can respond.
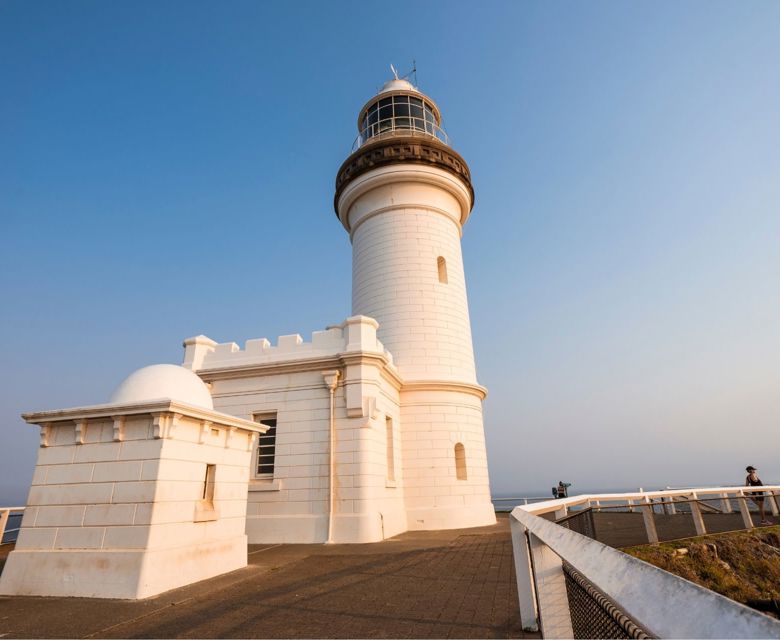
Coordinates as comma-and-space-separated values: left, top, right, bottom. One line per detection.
351, 118, 450, 152
510, 505, 780, 638
519, 485, 780, 517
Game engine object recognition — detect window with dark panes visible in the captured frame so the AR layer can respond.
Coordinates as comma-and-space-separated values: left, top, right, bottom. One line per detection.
254, 414, 277, 477
359, 94, 441, 143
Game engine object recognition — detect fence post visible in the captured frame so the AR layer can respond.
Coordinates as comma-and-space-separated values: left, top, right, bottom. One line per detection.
767, 491, 779, 517
641, 498, 659, 544
720, 492, 733, 513
627, 498, 634, 513
0, 509, 8, 543
738, 492, 754, 529
554, 505, 568, 520
689, 494, 707, 536
667, 496, 677, 515
509, 515, 539, 633
528, 532, 574, 639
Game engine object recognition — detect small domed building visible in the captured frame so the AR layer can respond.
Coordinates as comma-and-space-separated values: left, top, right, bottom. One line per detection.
2, 76, 495, 598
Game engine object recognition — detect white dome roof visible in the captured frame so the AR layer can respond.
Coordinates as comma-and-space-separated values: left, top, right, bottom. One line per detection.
378, 78, 418, 94
110, 364, 214, 410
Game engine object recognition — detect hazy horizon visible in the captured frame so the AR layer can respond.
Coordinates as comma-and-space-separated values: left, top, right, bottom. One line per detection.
2, 1, 779, 501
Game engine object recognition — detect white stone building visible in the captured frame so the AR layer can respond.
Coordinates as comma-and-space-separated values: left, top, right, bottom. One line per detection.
1, 77, 495, 597
182, 77, 496, 543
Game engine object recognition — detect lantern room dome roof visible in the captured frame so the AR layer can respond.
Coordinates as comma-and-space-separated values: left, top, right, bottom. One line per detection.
378, 78, 418, 95
109, 364, 213, 410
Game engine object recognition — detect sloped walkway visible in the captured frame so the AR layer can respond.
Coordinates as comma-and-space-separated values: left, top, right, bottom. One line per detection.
0, 514, 529, 639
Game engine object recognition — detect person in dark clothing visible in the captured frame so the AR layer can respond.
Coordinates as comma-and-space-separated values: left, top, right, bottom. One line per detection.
557, 481, 571, 499
745, 465, 771, 525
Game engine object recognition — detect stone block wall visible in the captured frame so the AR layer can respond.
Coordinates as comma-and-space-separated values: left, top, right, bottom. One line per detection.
350, 188, 477, 383
203, 324, 406, 544
401, 387, 495, 530
0, 403, 260, 599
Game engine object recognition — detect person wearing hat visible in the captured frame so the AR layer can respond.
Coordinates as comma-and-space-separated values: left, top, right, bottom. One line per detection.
745, 466, 771, 525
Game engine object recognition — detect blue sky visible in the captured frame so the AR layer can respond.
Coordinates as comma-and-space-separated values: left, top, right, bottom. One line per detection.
1, 1, 779, 502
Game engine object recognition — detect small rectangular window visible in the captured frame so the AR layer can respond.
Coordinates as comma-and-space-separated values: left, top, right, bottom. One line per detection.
386, 416, 395, 482
203, 464, 216, 504
254, 414, 277, 477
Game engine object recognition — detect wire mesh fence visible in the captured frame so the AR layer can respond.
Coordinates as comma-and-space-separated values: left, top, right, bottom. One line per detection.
562, 561, 654, 639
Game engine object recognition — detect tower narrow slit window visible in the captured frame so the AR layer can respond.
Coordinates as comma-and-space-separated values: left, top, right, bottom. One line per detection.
254, 413, 277, 477
437, 256, 448, 284
454, 443, 467, 480
386, 416, 395, 482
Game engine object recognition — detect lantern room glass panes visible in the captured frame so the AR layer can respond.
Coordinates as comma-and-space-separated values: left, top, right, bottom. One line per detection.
360, 94, 440, 144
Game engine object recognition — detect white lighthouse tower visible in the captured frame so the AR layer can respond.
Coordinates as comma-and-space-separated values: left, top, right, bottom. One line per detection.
335, 77, 496, 530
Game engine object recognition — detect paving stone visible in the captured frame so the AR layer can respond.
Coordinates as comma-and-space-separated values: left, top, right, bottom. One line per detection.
0, 514, 533, 638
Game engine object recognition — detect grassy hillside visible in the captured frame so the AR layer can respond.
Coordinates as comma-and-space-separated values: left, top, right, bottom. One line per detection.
625, 526, 780, 618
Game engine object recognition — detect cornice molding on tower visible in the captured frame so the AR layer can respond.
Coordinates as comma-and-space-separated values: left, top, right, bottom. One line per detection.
336, 165, 473, 235
400, 379, 488, 401
334, 136, 474, 219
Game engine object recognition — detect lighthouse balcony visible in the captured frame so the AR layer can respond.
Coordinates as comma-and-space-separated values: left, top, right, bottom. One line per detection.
353, 116, 450, 152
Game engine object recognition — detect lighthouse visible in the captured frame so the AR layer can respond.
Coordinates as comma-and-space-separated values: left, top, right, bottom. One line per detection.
6, 76, 497, 574
334, 77, 495, 530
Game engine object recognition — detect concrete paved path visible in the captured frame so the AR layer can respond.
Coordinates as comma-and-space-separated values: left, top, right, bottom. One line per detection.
0, 514, 529, 639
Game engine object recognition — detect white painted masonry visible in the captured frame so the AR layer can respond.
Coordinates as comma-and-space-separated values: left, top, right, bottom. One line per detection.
5, 78, 497, 596
174, 80, 495, 541
183, 316, 407, 544
0, 373, 263, 599
335, 88, 495, 531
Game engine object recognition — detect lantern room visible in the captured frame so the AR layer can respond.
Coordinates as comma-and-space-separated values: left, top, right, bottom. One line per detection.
353, 78, 449, 150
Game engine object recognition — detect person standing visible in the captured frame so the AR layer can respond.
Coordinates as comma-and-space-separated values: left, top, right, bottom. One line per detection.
745, 466, 771, 525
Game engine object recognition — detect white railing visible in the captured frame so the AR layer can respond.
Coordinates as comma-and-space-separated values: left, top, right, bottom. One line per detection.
352, 119, 450, 151
0, 507, 26, 545
523, 485, 779, 541
510, 486, 780, 638
493, 496, 551, 511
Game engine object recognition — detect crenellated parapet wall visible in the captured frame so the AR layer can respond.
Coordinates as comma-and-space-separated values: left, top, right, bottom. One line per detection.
183, 315, 394, 373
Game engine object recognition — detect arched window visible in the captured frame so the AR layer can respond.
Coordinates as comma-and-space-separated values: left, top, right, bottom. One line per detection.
437, 256, 448, 284
454, 443, 467, 480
